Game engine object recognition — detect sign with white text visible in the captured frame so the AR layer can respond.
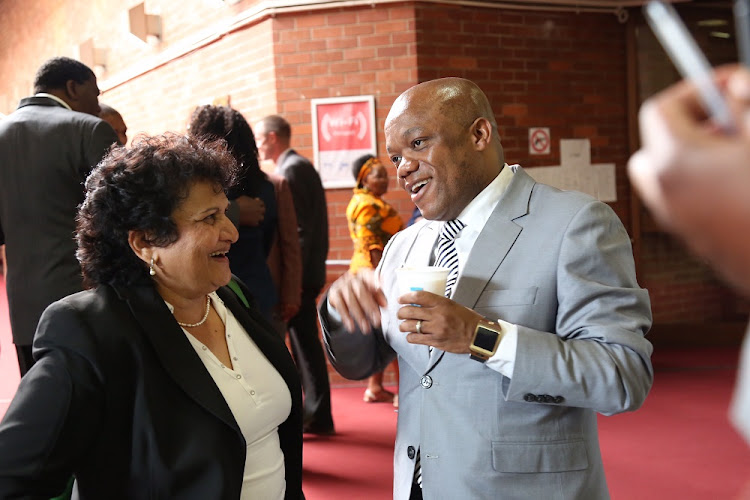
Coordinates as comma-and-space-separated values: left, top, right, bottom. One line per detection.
312, 95, 377, 189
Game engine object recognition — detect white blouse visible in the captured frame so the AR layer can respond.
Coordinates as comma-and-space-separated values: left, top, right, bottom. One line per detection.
167, 292, 292, 500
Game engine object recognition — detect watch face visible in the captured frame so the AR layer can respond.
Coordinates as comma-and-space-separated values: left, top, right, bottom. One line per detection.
474, 328, 498, 351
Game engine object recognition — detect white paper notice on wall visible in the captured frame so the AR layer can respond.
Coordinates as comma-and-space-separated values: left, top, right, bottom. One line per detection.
527, 139, 617, 202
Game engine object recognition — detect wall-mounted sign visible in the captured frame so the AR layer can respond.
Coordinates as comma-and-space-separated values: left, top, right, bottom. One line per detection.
529, 127, 551, 155
311, 95, 376, 189
526, 139, 616, 202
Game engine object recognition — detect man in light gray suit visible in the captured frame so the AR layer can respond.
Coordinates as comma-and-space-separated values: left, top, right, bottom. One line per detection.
319, 78, 653, 499
0, 57, 117, 375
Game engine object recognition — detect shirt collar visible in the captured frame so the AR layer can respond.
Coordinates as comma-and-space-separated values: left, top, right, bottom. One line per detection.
35, 93, 72, 111
451, 163, 517, 233
277, 148, 292, 166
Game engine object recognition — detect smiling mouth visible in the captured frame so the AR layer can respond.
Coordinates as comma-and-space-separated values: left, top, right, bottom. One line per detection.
210, 251, 228, 259
411, 179, 429, 194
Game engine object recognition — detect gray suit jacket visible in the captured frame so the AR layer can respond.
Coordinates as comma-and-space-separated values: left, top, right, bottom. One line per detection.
0, 96, 117, 345
320, 167, 653, 500
277, 150, 328, 290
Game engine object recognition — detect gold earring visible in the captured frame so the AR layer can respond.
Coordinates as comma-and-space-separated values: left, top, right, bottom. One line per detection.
149, 257, 156, 276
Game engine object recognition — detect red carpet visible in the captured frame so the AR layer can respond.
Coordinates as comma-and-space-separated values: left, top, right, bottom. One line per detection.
1, 275, 749, 498
0, 274, 20, 420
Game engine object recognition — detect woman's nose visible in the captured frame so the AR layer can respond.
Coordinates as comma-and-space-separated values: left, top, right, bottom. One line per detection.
223, 215, 239, 243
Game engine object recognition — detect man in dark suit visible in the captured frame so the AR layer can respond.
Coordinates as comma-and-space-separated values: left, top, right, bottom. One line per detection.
255, 115, 334, 434
0, 56, 117, 375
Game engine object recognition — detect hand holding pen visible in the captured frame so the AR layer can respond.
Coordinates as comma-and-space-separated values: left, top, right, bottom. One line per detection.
629, 64, 750, 295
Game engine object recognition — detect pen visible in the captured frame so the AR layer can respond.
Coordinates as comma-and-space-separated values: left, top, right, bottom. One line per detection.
644, 0, 736, 133
735, 0, 750, 66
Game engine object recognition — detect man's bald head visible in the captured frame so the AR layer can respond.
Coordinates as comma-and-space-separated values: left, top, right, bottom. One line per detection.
384, 78, 505, 221
99, 103, 128, 145
387, 78, 500, 145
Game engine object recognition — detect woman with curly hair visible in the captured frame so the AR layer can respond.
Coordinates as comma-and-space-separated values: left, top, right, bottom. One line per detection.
0, 134, 304, 500
347, 154, 404, 405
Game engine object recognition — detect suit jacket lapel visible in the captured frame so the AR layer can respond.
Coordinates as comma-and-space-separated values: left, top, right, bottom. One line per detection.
115, 284, 240, 433
453, 167, 534, 309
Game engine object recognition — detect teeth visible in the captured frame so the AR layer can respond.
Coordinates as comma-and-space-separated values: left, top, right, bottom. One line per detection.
210, 251, 226, 257
411, 180, 428, 193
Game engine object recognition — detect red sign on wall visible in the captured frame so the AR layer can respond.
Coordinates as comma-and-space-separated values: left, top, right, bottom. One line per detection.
312, 96, 376, 188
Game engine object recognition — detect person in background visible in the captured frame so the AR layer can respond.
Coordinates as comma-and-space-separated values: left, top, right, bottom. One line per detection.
0, 134, 303, 499
99, 103, 128, 145
266, 173, 303, 338
189, 105, 280, 322
347, 154, 403, 405
319, 77, 652, 499
255, 115, 334, 435
407, 206, 422, 227
628, 64, 750, 447
0, 56, 116, 375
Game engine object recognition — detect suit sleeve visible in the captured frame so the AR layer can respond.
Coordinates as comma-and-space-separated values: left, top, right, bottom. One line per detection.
317, 297, 397, 380
0, 301, 105, 497
504, 201, 653, 416
275, 177, 302, 309
317, 236, 398, 380
81, 120, 117, 179
284, 161, 315, 264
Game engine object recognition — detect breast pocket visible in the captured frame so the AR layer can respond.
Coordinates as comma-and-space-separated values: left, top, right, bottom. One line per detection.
475, 287, 538, 309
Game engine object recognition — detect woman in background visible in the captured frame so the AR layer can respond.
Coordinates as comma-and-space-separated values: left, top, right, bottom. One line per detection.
346, 154, 403, 405
0, 134, 303, 499
189, 105, 281, 322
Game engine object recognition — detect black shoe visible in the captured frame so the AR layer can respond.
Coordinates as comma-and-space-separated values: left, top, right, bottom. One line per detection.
303, 421, 336, 435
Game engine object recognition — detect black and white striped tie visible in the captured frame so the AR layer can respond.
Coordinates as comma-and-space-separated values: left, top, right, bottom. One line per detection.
414, 221, 465, 489
435, 219, 465, 298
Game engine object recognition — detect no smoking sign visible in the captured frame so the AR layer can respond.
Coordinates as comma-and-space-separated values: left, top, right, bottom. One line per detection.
529, 127, 551, 155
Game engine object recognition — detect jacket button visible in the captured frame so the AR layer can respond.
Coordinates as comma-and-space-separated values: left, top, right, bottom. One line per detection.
523, 393, 537, 402
554, 396, 565, 404
420, 375, 433, 389
407, 446, 416, 459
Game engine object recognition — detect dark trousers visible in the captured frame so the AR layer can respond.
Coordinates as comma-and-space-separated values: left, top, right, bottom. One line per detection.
410, 481, 423, 500
288, 286, 333, 428
15, 344, 34, 376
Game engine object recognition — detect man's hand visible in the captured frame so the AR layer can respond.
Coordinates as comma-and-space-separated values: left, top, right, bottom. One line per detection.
328, 269, 387, 334
236, 196, 266, 227
396, 291, 483, 353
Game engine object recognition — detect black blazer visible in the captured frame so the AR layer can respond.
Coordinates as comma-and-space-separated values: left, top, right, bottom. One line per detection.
277, 150, 329, 290
0, 280, 304, 499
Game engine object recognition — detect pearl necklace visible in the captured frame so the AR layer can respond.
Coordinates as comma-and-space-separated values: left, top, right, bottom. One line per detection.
176, 296, 211, 328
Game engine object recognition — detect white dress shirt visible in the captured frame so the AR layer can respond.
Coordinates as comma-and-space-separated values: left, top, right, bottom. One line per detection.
730, 323, 750, 445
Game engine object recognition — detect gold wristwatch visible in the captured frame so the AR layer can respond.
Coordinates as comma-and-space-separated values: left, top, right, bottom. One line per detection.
469, 319, 505, 362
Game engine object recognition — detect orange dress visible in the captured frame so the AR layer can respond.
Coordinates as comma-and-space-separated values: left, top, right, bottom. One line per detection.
346, 188, 404, 274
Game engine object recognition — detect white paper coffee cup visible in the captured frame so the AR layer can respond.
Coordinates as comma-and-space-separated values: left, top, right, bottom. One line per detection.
396, 266, 449, 296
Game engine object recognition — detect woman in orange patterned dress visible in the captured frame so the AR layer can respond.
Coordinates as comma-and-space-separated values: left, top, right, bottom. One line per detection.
346, 155, 404, 405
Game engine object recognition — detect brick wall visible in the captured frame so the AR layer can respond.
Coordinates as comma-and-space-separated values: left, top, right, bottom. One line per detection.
0, 0, 746, 354
267, 4, 419, 262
